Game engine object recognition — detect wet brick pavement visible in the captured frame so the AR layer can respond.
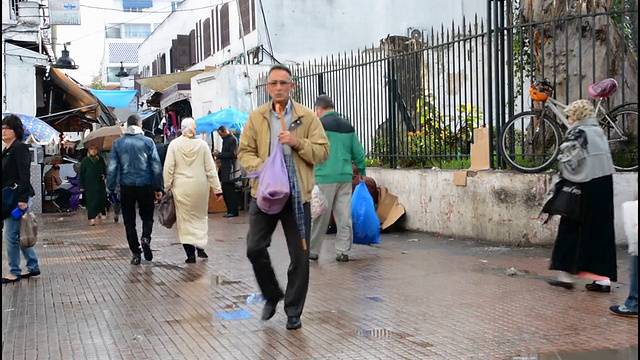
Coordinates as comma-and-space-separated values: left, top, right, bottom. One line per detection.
2, 210, 638, 359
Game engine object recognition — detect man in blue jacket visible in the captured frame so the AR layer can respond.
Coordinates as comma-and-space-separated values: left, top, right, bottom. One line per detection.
107, 115, 163, 265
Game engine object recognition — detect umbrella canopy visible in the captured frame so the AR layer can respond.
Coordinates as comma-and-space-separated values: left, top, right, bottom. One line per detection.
82, 125, 123, 150
2, 112, 60, 145
195, 108, 248, 134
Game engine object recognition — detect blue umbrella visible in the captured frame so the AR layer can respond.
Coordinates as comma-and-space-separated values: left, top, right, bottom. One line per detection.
195, 108, 249, 134
2, 112, 60, 145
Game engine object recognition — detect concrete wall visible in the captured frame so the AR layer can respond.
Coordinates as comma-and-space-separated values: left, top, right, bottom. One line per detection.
367, 168, 638, 246
3, 43, 48, 114
260, 0, 485, 63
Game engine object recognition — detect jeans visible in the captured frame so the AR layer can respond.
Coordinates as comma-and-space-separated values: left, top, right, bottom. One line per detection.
3, 216, 40, 277
624, 255, 638, 311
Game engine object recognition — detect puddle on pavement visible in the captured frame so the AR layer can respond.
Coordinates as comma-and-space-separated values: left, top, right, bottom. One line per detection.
355, 328, 433, 348
42, 239, 65, 246
212, 275, 243, 285
530, 346, 638, 360
153, 262, 188, 272
85, 244, 114, 251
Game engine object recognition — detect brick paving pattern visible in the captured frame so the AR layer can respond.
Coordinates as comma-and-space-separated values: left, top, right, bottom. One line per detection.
2, 211, 638, 359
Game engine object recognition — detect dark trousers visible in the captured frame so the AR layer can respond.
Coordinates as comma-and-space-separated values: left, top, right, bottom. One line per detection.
120, 185, 155, 255
246, 198, 311, 318
182, 244, 204, 258
52, 188, 72, 209
221, 182, 238, 215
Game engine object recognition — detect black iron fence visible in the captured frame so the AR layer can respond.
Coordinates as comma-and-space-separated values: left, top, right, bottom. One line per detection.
256, 0, 638, 170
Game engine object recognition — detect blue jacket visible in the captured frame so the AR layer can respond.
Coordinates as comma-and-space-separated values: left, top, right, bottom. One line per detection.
107, 126, 163, 191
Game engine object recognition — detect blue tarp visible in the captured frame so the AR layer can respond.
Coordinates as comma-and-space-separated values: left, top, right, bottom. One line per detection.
195, 108, 248, 134
90, 90, 138, 108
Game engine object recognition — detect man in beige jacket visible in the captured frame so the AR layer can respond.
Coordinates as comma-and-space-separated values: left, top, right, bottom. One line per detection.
239, 64, 329, 330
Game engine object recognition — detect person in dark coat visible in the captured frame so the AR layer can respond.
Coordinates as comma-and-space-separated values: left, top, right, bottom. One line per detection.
548, 99, 617, 291
2, 114, 40, 284
79, 144, 107, 226
214, 125, 240, 218
153, 129, 168, 167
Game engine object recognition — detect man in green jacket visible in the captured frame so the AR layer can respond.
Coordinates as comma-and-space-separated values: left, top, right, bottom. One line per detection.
310, 95, 367, 262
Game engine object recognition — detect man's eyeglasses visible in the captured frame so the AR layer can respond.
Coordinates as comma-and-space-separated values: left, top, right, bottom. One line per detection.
267, 80, 292, 86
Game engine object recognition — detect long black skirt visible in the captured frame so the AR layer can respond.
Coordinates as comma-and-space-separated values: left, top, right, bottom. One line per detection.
550, 175, 617, 282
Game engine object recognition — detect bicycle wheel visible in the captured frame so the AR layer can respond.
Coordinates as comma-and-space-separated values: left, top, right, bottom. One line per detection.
602, 104, 638, 171
500, 110, 562, 173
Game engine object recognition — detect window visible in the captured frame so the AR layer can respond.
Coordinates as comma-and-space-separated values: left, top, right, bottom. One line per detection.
239, 0, 251, 36
171, 1, 183, 11
202, 18, 211, 58
106, 67, 122, 83
106, 24, 122, 39
122, 0, 152, 12
220, 3, 230, 48
189, 29, 196, 66
123, 24, 151, 39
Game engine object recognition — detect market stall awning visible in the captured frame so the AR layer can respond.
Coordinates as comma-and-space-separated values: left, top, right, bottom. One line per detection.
45, 69, 118, 127
90, 90, 138, 108
135, 70, 203, 92
160, 83, 190, 109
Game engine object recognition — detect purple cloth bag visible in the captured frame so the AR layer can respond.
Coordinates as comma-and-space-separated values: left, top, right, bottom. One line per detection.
247, 142, 290, 214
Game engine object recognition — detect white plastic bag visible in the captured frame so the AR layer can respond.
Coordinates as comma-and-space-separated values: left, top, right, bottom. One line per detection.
310, 185, 328, 219
622, 200, 638, 256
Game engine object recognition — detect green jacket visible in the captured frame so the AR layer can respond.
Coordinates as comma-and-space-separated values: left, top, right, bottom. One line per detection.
315, 111, 366, 184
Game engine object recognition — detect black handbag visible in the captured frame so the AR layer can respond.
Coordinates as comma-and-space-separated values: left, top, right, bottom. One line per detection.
541, 178, 585, 223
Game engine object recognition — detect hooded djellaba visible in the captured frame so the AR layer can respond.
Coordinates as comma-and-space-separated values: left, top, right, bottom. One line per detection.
548, 99, 618, 291
163, 118, 223, 263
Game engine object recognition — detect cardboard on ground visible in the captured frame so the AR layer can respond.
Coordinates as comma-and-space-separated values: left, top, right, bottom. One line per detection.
377, 186, 405, 230
454, 127, 490, 186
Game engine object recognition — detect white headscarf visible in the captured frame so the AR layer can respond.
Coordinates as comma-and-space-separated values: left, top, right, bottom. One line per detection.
181, 117, 196, 138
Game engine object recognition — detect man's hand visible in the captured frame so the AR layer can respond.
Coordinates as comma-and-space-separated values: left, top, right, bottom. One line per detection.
213, 150, 219, 158
155, 191, 163, 201
278, 131, 299, 148
17, 202, 28, 211
215, 193, 223, 201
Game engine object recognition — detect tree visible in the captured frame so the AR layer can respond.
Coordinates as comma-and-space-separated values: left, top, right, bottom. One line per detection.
520, 0, 637, 106
90, 76, 105, 90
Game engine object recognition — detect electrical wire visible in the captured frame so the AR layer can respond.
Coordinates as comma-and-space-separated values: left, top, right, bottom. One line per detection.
257, 0, 277, 64
80, 3, 222, 13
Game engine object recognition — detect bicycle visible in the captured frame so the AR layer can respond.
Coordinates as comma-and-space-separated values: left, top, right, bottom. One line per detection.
499, 78, 638, 173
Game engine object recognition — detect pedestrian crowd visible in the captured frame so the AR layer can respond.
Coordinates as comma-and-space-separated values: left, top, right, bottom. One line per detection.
2, 66, 637, 329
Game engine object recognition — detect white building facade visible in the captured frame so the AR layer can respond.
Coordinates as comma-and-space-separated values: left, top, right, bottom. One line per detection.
54, 0, 176, 87
137, 0, 486, 116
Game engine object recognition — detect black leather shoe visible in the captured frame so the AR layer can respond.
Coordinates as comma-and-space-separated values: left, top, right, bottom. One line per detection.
185, 257, 196, 264
197, 249, 209, 258
223, 213, 239, 218
131, 254, 141, 265
286, 316, 302, 330
336, 254, 349, 262
2, 277, 20, 284
547, 279, 574, 289
261, 301, 278, 321
20, 270, 41, 278
585, 281, 611, 293
309, 254, 319, 261
140, 237, 153, 261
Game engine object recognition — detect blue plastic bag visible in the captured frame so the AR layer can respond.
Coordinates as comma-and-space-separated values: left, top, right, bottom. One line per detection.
351, 181, 380, 245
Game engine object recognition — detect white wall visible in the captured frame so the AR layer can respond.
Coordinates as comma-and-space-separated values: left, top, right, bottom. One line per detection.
367, 168, 638, 246
138, 0, 260, 76
191, 64, 269, 119
55, 0, 171, 85
259, 0, 486, 63
3, 43, 48, 115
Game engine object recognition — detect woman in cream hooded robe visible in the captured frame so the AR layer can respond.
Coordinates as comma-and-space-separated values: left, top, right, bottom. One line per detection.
163, 118, 223, 262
